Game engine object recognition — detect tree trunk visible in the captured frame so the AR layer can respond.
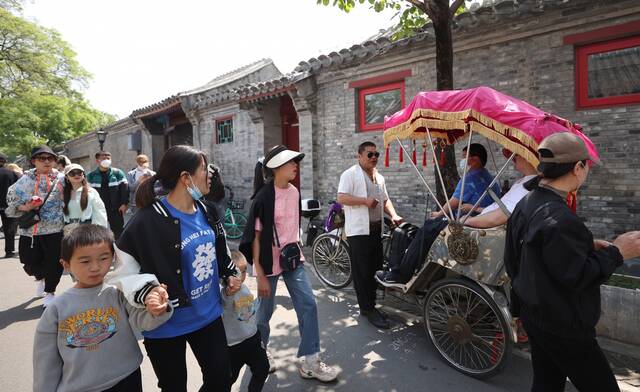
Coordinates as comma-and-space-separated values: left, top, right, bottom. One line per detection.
426, 0, 459, 205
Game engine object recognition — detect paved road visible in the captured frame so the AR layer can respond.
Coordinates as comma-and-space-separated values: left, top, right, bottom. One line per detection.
0, 237, 582, 391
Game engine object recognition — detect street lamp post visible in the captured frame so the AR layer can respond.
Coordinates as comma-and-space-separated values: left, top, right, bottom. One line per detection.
96, 128, 108, 151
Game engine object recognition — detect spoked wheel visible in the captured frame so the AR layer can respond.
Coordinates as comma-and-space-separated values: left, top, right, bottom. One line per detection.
423, 278, 512, 379
224, 211, 247, 240
311, 233, 352, 289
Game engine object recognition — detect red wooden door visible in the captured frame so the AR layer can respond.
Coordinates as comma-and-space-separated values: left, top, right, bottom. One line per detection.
281, 95, 300, 189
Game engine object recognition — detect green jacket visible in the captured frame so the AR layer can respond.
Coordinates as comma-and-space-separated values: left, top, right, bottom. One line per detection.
87, 167, 129, 210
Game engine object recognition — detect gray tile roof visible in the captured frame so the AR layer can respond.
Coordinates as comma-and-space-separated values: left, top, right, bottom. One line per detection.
181, 58, 276, 96
293, 0, 592, 74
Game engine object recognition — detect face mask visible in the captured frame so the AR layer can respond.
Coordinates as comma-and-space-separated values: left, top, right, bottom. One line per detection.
100, 159, 112, 169
458, 158, 467, 172
186, 174, 203, 200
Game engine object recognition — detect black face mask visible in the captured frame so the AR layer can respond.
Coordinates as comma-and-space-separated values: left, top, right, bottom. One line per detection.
205, 166, 225, 202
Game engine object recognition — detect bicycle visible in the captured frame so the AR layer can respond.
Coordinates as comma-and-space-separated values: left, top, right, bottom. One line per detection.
223, 185, 247, 240
307, 200, 393, 289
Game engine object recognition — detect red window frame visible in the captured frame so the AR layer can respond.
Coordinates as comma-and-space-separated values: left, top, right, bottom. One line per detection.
358, 81, 406, 132
575, 35, 640, 109
214, 115, 234, 144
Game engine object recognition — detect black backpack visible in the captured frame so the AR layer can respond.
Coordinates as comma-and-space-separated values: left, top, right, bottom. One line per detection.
388, 222, 419, 270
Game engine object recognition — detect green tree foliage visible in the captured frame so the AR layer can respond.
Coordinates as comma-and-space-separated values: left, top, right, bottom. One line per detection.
0, 7, 113, 159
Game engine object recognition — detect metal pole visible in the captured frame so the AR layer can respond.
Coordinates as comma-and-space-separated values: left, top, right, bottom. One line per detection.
456, 127, 473, 221
460, 153, 516, 225
395, 137, 451, 220
426, 130, 455, 221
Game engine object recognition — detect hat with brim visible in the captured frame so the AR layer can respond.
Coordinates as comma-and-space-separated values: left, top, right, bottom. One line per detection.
537, 132, 599, 172
264, 145, 305, 169
30, 146, 57, 159
64, 163, 85, 176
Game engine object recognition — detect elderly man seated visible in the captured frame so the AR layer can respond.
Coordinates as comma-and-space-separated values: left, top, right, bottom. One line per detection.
430, 143, 501, 219
464, 150, 537, 228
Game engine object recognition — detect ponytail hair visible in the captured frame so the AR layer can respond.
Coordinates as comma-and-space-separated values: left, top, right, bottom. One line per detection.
251, 159, 273, 199
136, 145, 208, 209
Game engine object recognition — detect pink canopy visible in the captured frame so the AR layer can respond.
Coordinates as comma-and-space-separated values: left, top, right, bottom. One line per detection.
383, 86, 599, 167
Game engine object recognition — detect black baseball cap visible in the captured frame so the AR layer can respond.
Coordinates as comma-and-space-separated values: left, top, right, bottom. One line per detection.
30, 146, 57, 159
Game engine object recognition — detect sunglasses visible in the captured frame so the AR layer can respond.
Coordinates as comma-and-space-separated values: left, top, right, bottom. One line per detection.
366, 151, 380, 159
35, 155, 56, 162
68, 170, 84, 177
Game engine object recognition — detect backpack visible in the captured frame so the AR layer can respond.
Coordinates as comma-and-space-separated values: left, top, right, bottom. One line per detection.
387, 222, 419, 270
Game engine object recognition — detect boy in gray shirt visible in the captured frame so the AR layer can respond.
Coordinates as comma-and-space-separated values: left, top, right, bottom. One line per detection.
33, 225, 171, 392
222, 251, 269, 391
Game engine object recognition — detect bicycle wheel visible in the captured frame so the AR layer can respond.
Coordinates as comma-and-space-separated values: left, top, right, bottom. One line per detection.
224, 211, 247, 240
423, 278, 512, 379
311, 233, 352, 289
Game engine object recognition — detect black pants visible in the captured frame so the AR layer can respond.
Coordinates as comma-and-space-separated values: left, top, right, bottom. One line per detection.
348, 226, 383, 312
103, 368, 142, 392
229, 331, 269, 392
107, 209, 124, 240
18, 233, 63, 293
0, 210, 16, 253
143, 317, 232, 392
522, 318, 619, 392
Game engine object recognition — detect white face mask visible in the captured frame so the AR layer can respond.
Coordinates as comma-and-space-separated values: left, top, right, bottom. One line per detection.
458, 158, 467, 172
100, 159, 112, 169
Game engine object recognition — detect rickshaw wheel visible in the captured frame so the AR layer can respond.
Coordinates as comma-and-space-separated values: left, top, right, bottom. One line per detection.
423, 278, 512, 379
311, 233, 352, 289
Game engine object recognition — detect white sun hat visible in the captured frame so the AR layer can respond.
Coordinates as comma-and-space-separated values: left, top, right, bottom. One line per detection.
264, 145, 305, 169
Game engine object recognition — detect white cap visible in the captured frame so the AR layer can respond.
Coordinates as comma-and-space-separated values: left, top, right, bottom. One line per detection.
63, 163, 85, 175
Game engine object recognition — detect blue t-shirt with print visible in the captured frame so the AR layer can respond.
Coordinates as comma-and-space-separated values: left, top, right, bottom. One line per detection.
452, 167, 501, 208
143, 199, 223, 339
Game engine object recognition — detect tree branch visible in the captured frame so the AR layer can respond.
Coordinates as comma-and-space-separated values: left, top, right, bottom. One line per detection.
449, 0, 465, 17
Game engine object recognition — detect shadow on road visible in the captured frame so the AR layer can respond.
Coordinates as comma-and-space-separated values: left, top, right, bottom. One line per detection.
0, 298, 42, 330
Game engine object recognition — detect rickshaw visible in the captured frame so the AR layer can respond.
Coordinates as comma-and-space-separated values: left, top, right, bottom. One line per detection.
313, 86, 600, 379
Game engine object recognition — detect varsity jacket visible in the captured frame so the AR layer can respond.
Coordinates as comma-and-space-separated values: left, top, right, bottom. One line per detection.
86, 167, 129, 210
107, 199, 237, 309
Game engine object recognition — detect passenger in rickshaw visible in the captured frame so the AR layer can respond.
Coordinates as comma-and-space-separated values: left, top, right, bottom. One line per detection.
429, 143, 501, 219
463, 149, 537, 228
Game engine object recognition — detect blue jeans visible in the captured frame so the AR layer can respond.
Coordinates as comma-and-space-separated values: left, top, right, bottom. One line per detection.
257, 265, 320, 357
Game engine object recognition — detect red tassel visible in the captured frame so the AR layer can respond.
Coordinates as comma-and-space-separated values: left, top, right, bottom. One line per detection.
384, 145, 390, 167
412, 140, 417, 164
439, 145, 445, 166
422, 145, 427, 167
399, 144, 404, 163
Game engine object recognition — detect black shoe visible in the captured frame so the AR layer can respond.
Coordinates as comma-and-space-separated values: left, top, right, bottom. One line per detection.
365, 309, 390, 329
375, 271, 404, 288
376, 309, 390, 321
4, 252, 15, 259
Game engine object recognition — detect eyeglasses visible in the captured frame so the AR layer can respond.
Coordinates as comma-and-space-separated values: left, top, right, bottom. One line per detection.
35, 155, 56, 162
367, 152, 380, 159
68, 170, 84, 177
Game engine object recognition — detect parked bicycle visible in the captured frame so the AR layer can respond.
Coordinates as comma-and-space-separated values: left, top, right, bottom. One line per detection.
304, 200, 393, 289
223, 185, 247, 240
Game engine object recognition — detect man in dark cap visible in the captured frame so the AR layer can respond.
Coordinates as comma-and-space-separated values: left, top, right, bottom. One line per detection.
505, 132, 640, 392
0, 152, 19, 258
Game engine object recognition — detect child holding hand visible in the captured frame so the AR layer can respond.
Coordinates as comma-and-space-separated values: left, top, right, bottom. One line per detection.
33, 225, 172, 392
222, 251, 269, 392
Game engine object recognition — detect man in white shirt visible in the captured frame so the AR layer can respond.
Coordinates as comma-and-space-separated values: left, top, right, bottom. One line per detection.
337, 141, 403, 329
464, 150, 537, 228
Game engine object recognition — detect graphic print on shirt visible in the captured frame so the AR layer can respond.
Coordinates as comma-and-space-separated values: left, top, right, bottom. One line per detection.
193, 242, 215, 282
234, 294, 259, 322
58, 307, 119, 349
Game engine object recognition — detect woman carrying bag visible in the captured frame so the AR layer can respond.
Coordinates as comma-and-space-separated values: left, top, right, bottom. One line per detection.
5, 146, 65, 307
240, 145, 339, 382
62, 163, 108, 236
106, 145, 241, 392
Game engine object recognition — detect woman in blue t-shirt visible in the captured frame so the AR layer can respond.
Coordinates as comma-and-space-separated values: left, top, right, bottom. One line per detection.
109, 145, 241, 392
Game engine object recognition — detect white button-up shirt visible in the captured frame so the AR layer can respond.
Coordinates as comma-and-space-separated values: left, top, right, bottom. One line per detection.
338, 164, 388, 237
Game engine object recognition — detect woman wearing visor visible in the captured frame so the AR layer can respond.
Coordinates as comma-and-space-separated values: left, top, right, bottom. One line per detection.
241, 145, 339, 383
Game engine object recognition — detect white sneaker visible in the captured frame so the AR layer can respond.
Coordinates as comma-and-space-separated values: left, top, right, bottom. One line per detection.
266, 349, 276, 373
35, 280, 45, 298
42, 293, 55, 308
299, 357, 339, 382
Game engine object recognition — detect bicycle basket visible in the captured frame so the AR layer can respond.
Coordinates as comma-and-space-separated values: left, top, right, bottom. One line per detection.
227, 199, 245, 210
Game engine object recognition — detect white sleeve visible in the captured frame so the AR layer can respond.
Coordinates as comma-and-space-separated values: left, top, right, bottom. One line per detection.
90, 190, 109, 228
105, 244, 159, 308
500, 182, 530, 213
337, 170, 352, 195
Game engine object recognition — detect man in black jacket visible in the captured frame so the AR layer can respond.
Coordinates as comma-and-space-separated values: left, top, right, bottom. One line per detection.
0, 153, 19, 258
505, 133, 640, 392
